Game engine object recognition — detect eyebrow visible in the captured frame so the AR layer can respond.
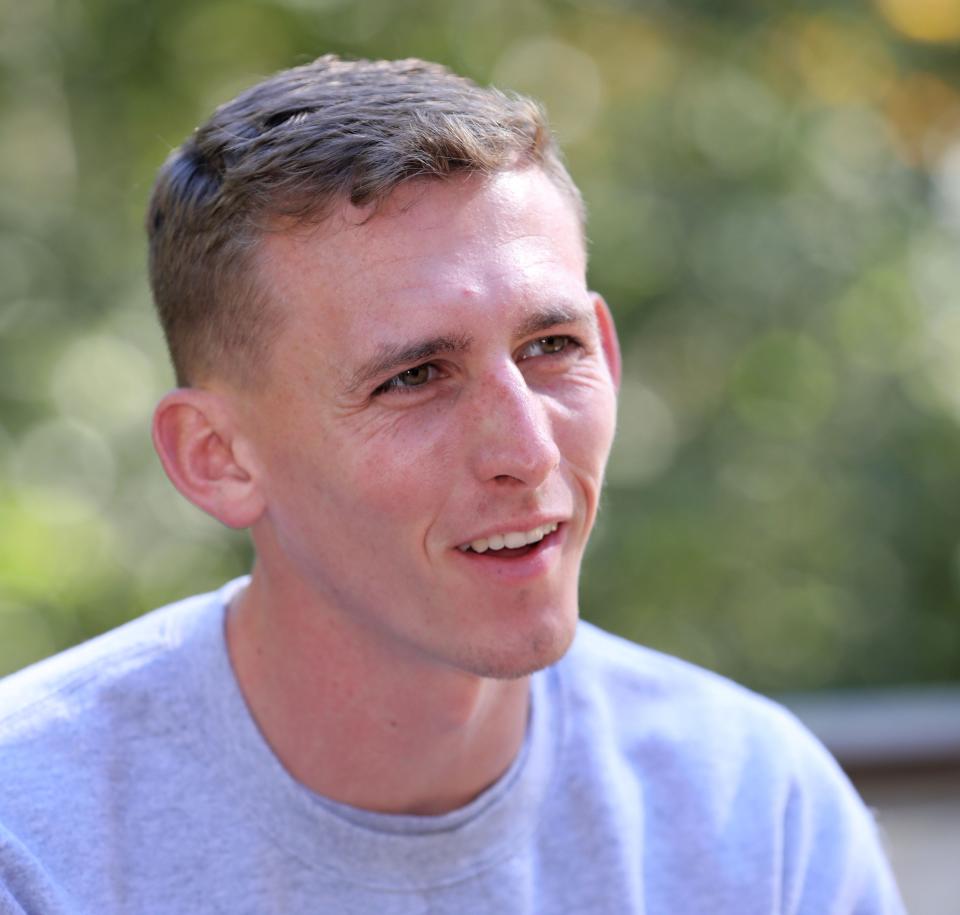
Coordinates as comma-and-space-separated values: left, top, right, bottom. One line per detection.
345, 302, 592, 394
345, 334, 472, 394
515, 303, 591, 338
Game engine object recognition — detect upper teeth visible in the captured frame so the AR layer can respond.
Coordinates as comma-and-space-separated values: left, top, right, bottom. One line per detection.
458, 522, 559, 553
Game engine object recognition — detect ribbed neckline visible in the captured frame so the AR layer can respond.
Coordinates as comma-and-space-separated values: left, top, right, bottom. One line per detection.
188, 578, 565, 891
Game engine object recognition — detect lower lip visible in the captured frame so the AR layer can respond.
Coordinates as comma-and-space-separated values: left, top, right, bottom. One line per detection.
453, 525, 565, 581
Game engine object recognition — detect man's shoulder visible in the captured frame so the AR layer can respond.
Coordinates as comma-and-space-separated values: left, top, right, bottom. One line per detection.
565, 618, 777, 711
0, 580, 238, 748
0, 581, 245, 911
555, 628, 904, 911
562, 620, 840, 782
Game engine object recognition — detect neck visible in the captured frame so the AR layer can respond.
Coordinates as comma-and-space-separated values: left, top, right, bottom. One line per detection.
225, 567, 531, 815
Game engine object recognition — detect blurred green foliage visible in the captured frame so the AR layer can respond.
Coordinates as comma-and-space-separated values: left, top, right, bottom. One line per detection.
2, 0, 960, 693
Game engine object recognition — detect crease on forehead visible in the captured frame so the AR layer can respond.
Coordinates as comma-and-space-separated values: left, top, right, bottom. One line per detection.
254, 168, 584, 296
256, 233, 586, 351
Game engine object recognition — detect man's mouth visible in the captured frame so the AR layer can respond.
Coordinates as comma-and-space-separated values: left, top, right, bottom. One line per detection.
457, 522, 560, 557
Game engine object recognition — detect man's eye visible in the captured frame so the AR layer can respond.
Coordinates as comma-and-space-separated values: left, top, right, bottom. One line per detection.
374, 363, 436, 395
520, 335, 574, 360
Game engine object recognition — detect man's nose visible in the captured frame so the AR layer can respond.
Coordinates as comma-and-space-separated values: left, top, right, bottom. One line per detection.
466, 364, 561, 488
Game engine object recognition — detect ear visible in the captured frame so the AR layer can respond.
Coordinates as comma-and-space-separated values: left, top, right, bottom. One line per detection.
152, 389, 265, 530
591, 293, 622, 390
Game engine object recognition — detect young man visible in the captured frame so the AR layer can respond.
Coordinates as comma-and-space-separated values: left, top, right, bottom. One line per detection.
0, 56, 903, 913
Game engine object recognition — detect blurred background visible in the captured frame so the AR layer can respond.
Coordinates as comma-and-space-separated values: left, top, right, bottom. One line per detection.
1, 0, 958, 908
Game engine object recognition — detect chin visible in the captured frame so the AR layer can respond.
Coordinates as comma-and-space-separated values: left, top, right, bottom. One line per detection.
451, 609, 579, 681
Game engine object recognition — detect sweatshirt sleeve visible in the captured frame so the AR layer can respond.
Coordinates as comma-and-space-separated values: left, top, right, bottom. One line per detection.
778, 719, 906, 915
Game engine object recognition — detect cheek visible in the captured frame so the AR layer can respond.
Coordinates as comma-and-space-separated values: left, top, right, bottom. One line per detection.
346, 457, 427, 520
339, 409, 460, 523
553, 381, 618, 469
265, 446, 432, 590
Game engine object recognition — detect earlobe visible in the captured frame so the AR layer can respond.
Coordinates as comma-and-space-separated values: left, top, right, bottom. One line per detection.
591, 293, 622, 390
152, 389, 265, 530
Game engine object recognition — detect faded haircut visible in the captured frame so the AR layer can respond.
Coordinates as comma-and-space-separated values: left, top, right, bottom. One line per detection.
146, 54, 583, 387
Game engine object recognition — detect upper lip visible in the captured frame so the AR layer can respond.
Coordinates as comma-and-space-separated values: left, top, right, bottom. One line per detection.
454, 517, 566, 549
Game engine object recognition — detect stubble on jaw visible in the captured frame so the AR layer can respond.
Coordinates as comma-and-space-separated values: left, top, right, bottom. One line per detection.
445, 612, 579, 681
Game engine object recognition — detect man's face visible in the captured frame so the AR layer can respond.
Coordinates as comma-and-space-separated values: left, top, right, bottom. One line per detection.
239, 167, 619, 679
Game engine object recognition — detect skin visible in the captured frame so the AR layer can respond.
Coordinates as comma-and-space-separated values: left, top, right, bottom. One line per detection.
153, 166, 621, 815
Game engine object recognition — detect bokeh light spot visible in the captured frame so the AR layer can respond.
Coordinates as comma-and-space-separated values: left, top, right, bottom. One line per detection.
492, 36, 604, 145
11, 419, 116, 524
50, 334, 157, 433
608, 380, 677, 485
874, 0, 960, 43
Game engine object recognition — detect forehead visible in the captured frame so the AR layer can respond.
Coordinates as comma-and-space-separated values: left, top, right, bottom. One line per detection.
252, 169, 588, 370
